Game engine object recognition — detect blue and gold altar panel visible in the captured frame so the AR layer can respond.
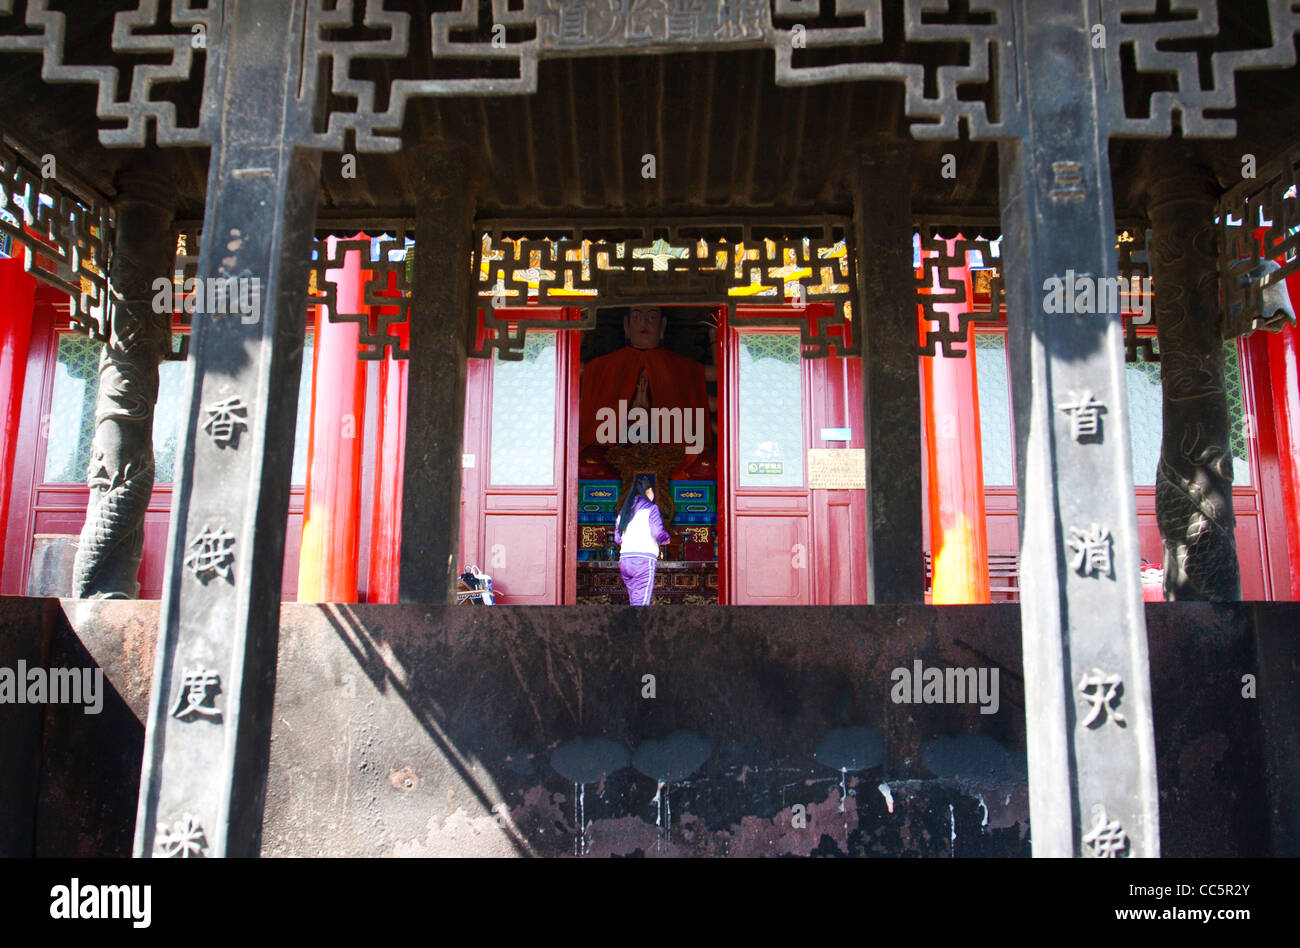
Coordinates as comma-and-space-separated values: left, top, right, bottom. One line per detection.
578, 479, 621, 524
670, 480, 717, 525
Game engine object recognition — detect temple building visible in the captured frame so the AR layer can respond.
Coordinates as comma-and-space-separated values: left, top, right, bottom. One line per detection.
7, 234, 1298, 606
0, 1, 1298, 859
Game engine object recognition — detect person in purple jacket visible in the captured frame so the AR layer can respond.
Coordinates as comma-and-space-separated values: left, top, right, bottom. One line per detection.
614, 475, 671, 606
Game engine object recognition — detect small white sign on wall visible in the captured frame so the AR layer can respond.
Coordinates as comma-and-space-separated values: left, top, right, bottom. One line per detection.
462, 454, 475, 468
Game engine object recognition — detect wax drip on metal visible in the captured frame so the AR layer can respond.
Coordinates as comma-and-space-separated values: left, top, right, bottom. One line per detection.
651, 779, 669, 852
573, 782, 584, 856
840, 768, 849, 844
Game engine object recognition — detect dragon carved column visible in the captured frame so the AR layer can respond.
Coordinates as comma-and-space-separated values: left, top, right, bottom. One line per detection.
72, 171, 176, 599
1148, 159, 1241, 601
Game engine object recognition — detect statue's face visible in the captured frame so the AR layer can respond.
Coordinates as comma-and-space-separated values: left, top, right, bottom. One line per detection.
625, 306, 666, 349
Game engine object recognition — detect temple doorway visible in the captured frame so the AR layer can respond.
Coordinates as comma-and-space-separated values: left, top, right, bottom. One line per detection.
457, 300, 867, 606
575, 305, 720, 604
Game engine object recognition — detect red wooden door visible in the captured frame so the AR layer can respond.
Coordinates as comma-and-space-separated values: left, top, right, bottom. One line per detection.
807, 343, 869, 604
460, 310, 577, 605
723, 306, 866, 605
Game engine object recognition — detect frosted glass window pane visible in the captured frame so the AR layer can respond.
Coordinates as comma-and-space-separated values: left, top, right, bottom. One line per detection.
971, 337, 1251, 490
490, 332, 557, 485
1124, 341, 1250, 487
738, 334, 803, 487
46, 332, 314, 485
152, 357, 188, 482
157, 334, 311, 484
43, 334, 100, 483
1125, 358, 1164, 486
973, 334, 1014, 485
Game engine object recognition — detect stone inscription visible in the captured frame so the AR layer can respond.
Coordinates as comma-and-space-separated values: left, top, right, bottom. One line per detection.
1078, 669, 1126, 728
202, 396, 249, 447
1082, 804, 1129, 858
171, 667, 222, 721
538, 0, 769, 49
155, 814, 208, 858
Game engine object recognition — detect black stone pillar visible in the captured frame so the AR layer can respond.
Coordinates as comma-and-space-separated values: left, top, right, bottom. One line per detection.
1148, 160, 1241, 601
135, 1, 322, 858
72, 169, 175, 599
855, 143, 924, 603
997, 0, 1159, 857
400, 146, 475, 604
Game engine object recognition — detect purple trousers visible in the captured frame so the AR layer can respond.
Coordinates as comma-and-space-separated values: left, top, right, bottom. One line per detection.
619, 553, 657, 606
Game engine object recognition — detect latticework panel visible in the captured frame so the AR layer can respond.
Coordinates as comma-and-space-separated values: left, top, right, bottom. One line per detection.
1217, 143, 1300, 338
0, 140, 111, 338
3, 2, 1295, 152
472, 219, 857, 360
306, 236, 413, 360
917, 227, 1156, 361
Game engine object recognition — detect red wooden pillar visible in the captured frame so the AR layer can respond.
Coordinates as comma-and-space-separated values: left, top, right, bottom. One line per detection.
298, 234, 367, 602
0, 256, 37, 588
918, 240, 991, 604
1266, 272, 1300, 600
367, 266, 407, 603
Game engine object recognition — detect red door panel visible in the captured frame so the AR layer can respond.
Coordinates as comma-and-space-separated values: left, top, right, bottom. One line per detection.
807, 344, 867, 604
484, 513, 558, 603
458, 356, 489, 574
818, 494, 862, 604
735, 514, 808, 603
460, 309, 576, 605
724, 308, 866, 605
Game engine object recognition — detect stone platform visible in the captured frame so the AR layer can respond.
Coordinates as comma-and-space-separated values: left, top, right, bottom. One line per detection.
1, 598, 1296, 857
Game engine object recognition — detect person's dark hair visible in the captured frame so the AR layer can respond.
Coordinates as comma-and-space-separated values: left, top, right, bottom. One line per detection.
617, 475, 655, 535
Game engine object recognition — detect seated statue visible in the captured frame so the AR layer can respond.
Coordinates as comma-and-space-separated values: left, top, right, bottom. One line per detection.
579, 306, 715, 525
579, 305, 712, 455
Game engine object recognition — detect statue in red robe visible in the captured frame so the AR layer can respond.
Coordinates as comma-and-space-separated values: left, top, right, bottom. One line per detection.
579, 306, 713, 457
579, 307, 716, 533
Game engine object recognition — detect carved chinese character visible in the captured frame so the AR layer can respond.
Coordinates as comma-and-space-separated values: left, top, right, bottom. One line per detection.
553, 0, 591, 44
184, 525, 236, 582
1079, 668, 1126, 728
1050, 160, 1085, 201
172, 667, 222, 720
666, 0, 705, 41
713, 0, 764, 40
1082, 805, 1128, 857
1058, 390, 1106, 441
202, 396, 248, 447
599, 0, 654, 42
1067, 523, 1112, 577
155, 814, 207, 858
